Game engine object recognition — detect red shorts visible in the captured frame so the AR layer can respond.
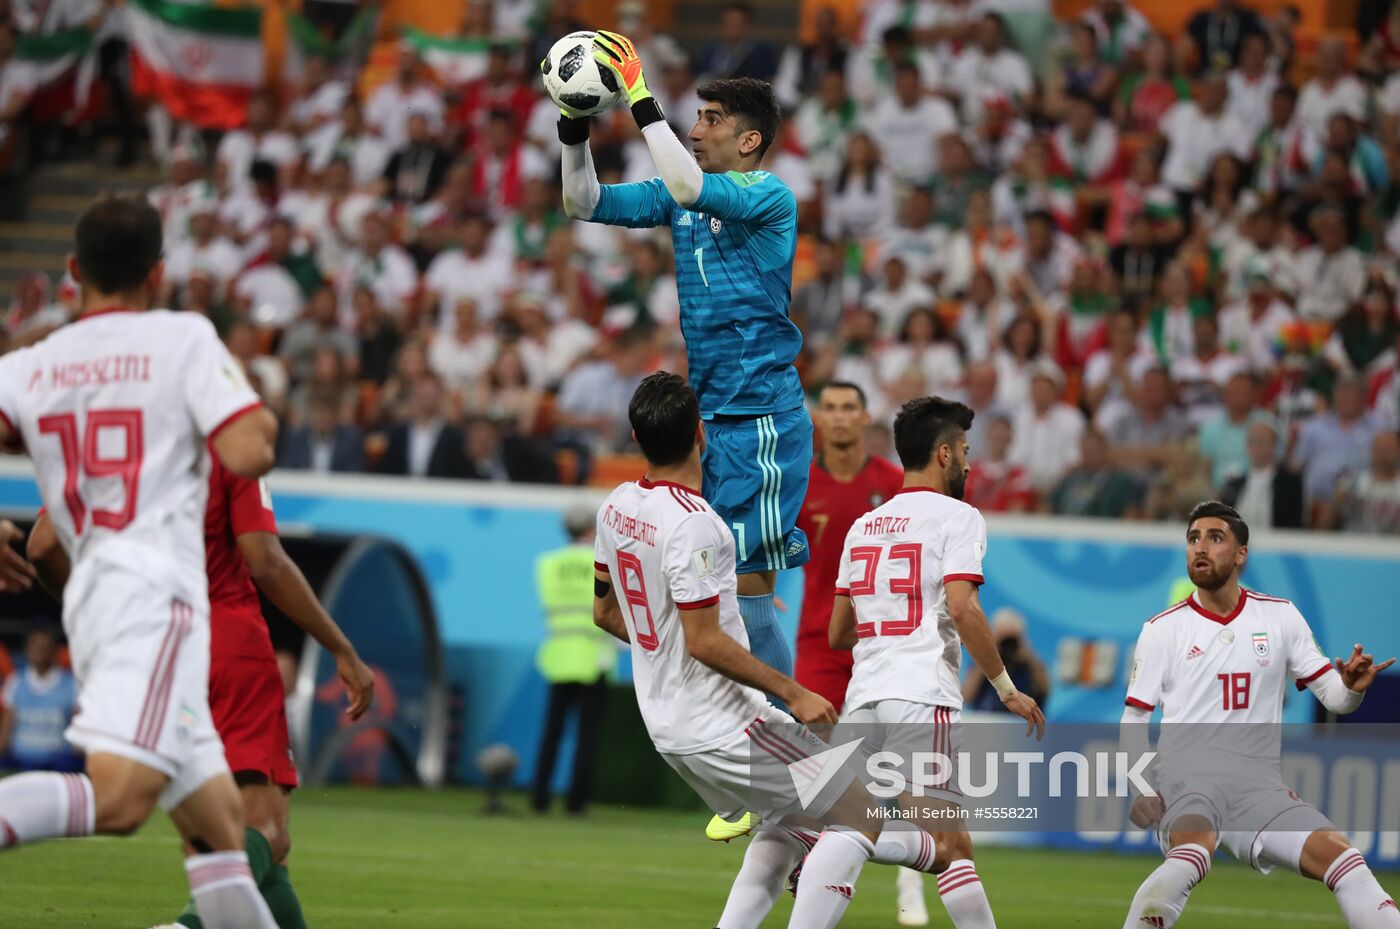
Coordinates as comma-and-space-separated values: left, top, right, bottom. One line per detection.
794, 639, 854, 714
209, 654, 299, 789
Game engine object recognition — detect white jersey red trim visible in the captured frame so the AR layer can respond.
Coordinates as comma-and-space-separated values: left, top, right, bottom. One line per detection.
838, 487, 989, 711
594, 477, 765, 754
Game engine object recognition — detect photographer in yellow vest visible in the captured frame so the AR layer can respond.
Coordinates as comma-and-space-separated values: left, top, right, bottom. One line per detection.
531, 504, 616, 814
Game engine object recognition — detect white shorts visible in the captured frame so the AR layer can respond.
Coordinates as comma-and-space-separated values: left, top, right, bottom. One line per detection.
841, 699, 963, 806
1157, 772, 1334, 875
62, 555, 227, 811
661, 705, 853, 824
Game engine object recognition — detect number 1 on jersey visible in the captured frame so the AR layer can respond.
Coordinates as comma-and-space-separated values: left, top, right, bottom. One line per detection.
694, 247, 709, 287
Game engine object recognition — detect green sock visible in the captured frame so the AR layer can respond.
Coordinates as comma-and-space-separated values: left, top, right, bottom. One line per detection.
261, 864, 309, 929
174, 829, 276, 929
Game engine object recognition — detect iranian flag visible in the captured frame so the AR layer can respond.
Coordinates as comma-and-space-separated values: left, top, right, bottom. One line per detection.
400, 27, 497, 86
127, 0, 263, 130
11, 27, 98, 111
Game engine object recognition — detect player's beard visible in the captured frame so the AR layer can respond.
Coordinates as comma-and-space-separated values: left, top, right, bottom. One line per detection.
1188, 558, 1230, 591
945, 462, 967, 500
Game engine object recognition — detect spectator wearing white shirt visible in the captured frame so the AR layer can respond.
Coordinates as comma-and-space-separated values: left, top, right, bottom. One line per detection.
159, 202, 242, 304
847, 24, 944, 109
420, 213, 514, 330
1010, 361, 1085, 492
1218, 263, 1297, 373
1331, 431, 1400, 534
289, 55, 350, 138
215, 90, 300, 194
1294, 204, 1367, 323
865, 255, 937, 338
428, 297, 499, 395
1296, 38, 1367, 141
876, 186, 947, 284
1170, 314, 1247, 426
822, 131, 897, 241
1225, 32, 1278, 143
794, 70, 858, 184
337, 209, 419, 323
1083, 310, 1156, 431
994, 315, 1045, 412
949, 14, 1034, 123
1158, 72, 1252, 199
877, 306, 966, 400
366, 48, 446, 151
860, 60, 958, 187
1081, 0, 1151, 65
305, 97, 392, 189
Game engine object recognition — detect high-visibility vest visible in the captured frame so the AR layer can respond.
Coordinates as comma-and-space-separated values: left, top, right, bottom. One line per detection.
535, 543, 615, 684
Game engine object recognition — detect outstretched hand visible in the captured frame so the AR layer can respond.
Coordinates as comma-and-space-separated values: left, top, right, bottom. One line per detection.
1335, 644, 1395, 693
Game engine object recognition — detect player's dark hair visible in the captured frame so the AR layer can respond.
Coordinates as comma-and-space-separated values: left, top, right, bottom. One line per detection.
697, 77, 780, 161
74, 195, 163, 295
629, 372, 700, 467
893, 397, 975, 471
821, 380, 868, 409
1187, 500, 1250, 546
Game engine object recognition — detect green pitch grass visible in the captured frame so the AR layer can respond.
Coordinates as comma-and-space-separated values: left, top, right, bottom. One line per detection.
0, 787, 1370, 927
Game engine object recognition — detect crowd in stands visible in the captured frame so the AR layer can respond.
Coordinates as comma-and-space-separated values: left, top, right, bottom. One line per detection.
4, 0, 1400, 534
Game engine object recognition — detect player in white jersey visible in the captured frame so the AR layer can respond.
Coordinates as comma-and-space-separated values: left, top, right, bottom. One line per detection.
595, 375, 974, 929
1120, 500, 1398, 929
825, 397, 1046, 929
0, 196, 281, 929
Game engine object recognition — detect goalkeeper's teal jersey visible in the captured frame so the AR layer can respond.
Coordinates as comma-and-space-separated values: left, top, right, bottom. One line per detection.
591, 170, 804, 419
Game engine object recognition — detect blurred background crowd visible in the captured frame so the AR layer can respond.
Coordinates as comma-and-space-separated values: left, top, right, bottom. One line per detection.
3, 0, 1400, 534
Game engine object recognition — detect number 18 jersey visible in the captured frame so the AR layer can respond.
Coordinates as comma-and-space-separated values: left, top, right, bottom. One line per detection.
1126, 590, 1335, 778
838, 488, 988, 713
0, 310, 260, 587
594, 478, 766, 754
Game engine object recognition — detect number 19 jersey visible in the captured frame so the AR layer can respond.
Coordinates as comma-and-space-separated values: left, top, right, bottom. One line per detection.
838, 488, 988, 713
0, 309, 261, 586
594, 478, 766, 754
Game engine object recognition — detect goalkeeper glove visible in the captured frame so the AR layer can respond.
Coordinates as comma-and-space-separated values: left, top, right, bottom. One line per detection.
593, 30, 665, 128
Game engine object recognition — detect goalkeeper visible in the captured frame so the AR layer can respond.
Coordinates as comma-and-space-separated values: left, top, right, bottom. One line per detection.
555, 34, 808, 717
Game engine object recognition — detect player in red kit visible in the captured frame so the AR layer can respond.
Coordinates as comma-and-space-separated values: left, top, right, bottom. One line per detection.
28, 453, 375, 929
796, 382, 922, 926
795, 382, 903, 713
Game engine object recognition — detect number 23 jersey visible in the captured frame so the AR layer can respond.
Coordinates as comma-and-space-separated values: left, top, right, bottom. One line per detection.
837, 488, 988, 713
0, 310, 260, 586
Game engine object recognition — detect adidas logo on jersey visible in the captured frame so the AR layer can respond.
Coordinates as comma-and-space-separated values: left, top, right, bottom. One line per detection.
825, 885, 853, 900
786, 538, 806, 559
1186, 645, 1204, 660
677, 212, 693, 226
1381, 899, 1397, 911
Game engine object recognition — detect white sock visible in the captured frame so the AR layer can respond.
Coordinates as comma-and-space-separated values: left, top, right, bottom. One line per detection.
0, 771, 94, 847
873, 825, 938, 872
716, 827, 806, 929
185, 851, 278, 929
1325, 849, 1400, 928
1122, 844, 1211, 929
786, 830, 873, 929
937, 859, 996, 929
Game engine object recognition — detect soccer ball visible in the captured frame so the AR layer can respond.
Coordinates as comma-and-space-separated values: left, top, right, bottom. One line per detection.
542, 31, 621, 119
